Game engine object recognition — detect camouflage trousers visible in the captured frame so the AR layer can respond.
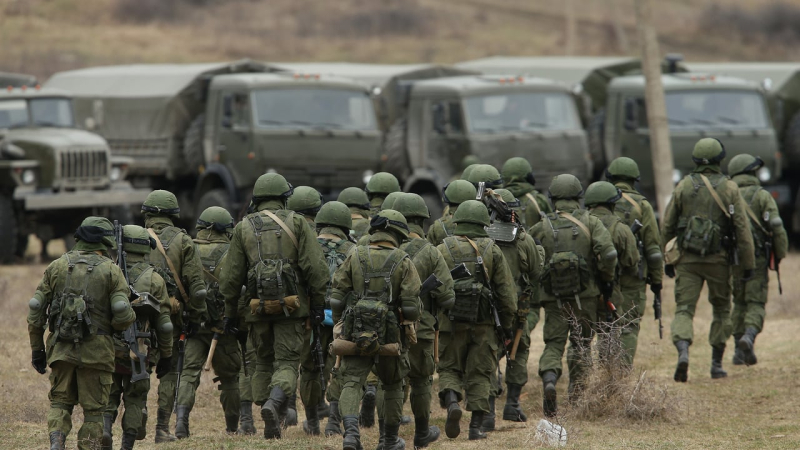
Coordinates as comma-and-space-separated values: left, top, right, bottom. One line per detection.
47, 361, 113, 450
106, 371, 150, 436
178, 332, 241, 419
538, 297, 599, 389
438, 324, 498, 413
618, 276, 647, 366
671, 262, 732, 348
156, 338, 180, 412
238, 334, 256, 403
250, 319, 305, 404
732, 260, 769, 334
299, 324, 338, 410
339, 352, 409, 425
502, 307, 541, 390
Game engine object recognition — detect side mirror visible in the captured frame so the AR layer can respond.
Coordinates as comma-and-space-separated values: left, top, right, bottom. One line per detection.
623, 98, 637, 131
432, 103, 447, 134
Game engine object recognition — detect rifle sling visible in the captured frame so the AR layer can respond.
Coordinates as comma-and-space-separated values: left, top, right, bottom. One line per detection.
557, 211, 591, 238
524, 193, 542, 216
620, 192, 642, 215
260, 210, 299, 249
743, 201, 770, 235
698, 174, 730, 219
147, 228, 191, 304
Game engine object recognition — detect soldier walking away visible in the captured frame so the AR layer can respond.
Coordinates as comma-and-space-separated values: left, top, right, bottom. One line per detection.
288, 186, 324, 229
329, 210, 423, 450
436, 200, 517, 441
727, 154, 788, 366
529, 175, 617, 418
27, 216, 136, 450
103, 225, 173, 450
365, 172, 402, 216
605, 157, 664, 366
463, 164, 504, 189
218, 173, 329, 440
662, 138, 755, 382
338, 187, 371, 240
428, 180, 478, 247
141, 190, 208, 443
236, 336, 257, 435
501, 157, 552, 228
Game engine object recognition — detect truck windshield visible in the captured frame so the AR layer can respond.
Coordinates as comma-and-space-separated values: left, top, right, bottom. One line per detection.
253, 89, 377, 131
0, 100, 29, 128
665, 90, 769, 129
464, 92, 581, 132
0, 98, 74, 128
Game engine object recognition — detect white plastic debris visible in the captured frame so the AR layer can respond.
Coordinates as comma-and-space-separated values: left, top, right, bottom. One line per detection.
535, 418, 567, 447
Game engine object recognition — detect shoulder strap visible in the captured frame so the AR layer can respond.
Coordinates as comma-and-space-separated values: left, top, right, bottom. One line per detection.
524, 193, 542, 216
260, 210, 300, 249
620, 192, 642, 215
465, 237, 491, 284
741, 189, 769, 235
557, 211, 591, 238
699, 174, 730, 219
147, 227, 190, 303
403, 238, 429, 260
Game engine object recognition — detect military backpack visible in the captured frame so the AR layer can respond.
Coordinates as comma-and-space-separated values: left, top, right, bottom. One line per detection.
540, 211, 594, 303
678, 174, 732, 257
441, 236, 494, 323
49, 252, 108, 343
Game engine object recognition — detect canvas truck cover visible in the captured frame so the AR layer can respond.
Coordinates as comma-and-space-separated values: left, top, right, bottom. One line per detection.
0, 72, 38, 88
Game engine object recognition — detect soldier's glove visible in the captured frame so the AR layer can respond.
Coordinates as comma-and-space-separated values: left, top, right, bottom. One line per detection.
503, 328, 514, 346
185, 320, 200, 338
222, 316, 239, 336
650, 283, 662, 297
600, 282, 614, 301
31, 349, 47, 374
664, 264, 676, 279
742, 269, 755, 282
310, 306, 326, 326
155, 356, 172, 379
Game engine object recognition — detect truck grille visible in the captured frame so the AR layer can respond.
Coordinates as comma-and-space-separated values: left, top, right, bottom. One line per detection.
60, 147, 109, 189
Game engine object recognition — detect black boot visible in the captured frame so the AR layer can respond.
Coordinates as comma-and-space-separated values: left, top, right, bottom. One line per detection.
503, 383, 527, 422
317, 399, 331, 419
468, 411, 487, 440
261, 386, 287, 439
102, 414, 113, 450
342, 415, 363, 450
738, 328, 758, 366
542, 371, 557, 418
732, 334, 745, 365
174, 405, 190, 439
481, 396, 495, 432
302, 401, 320, 436
49, 431, 66, 450
674, 340, 690, 383
384, 421, 406, 450
283, 393, 298, 427
443, 390, 462, 439
325, 400, 342, 437
154, 408, 176, 443
360, 384, 377, 428
225, 414, 239, 434
376, 419, 385, 450
237, 401, 256, 435
120, 431, 137, 450
136, 407, 147, 441
413, 416, 440, 448
711, 345, 728, 379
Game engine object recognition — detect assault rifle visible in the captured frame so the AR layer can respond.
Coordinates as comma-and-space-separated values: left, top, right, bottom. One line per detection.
114, 221, 150, 383
419, 263, 471, 364
630, 219, 644, 280
174, 312, 187, 413
312, 321, 327, 395
766, 240, 783, 295
653, 289, 663, 339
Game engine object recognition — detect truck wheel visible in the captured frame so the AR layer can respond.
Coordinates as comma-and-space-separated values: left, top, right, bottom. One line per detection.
196, 188, 233, 224
0, 195, 18, 263
588, 109, 606, 180
383, 118, 411, 182
183, 114, 206, 175
420, 192, 443, 233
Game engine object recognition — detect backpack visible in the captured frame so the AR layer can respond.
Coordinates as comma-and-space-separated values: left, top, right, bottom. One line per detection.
540, 211, 593, 302
319, 237, 355, 311
678, 174, 730, 256
147, 227, 182, 301
49, 252, 105, 343
441, 237, 494, 323
196, 240, 229, 323
114, 261, 160, 362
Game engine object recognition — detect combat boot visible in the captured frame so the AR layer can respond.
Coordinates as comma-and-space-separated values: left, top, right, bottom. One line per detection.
302, 401, 321, 436
174, 405, 190, 439
732, 334, 745, 365
283, 393, 298, 427
542, 371, 557, 418
468, 411, 487, 440
384, 421, 406, 450
136, 407, 147, 441
738, 328, 758, 366
317, 399, 331, 419
503, 383, 527, 422
442, 389, 462, 439
376, 419, 385, 450
360, 384, 377, 428
102, 413, 113, 450
674, 340, 690, 383
711, 345, 728, 379
342, 415, 363, 450
325, 400, 343, 437
413, 416, 440, 448
261, 386, 287, 439
225, 414, 239, 434
481, 396, 495, 432
237, 401, 256, 435
49, 431, 66, 450
120, 431, 137, 450
154, 408, 177, 443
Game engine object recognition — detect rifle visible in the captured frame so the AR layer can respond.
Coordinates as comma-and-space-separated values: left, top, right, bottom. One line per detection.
653, 289, 663, 339
173, 313, 187, 413
766, 240, 783, 295
419, 263, 471, 364
311, 321, 327, 395
510, 293, 528, 361
630, 219, 644, 280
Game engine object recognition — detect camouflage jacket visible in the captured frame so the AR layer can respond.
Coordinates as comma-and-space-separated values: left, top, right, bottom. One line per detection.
590, 206, 640, 292
193, 229, 231, 332
349, 207, 371, 241
427, 209, 457, 247
494, 226, 544, 314
732, 174, 789, 264
612, 181, 663, 285
505, 181, 552, 228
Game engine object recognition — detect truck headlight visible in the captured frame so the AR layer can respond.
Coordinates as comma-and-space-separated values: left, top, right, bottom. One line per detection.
672, 169, 682, 184
757, 166, 771, 183
362, 170, 374, 185
21, 169, 36, 185
109, 166, 122, 182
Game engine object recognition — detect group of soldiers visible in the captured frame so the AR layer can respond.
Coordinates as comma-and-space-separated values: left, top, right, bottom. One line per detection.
27, 137, 787, 450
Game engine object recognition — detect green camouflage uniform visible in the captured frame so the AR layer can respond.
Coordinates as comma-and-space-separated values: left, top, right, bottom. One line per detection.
427, 207, 457, 247
505, 182, 552, 229
351, 209, 371, 240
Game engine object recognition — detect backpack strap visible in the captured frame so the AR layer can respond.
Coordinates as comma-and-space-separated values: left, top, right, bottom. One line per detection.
261, 210, 299, 250
147, 227, 190, 303
557, 211, 591, 238
465, 237, 492, 284
742, 189, 770, 235
403, 238, 429, 261
698, 174, 731, 219
620, 192, 643, 215
524, 193, 542, 216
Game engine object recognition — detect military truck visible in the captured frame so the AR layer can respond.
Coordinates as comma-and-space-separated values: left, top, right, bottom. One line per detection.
46, 61, 383, 225
0, 85, 149, 262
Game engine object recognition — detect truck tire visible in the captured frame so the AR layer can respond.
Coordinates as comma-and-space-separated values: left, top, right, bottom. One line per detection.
382, 118, 411, 182
196, 188, 233, 227
183, 114, 206, 174
0, 195, 18, 263
588, 109, 606, 180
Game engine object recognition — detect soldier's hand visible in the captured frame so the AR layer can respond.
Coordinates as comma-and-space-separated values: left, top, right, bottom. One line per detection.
650, 283, 662, 297
185, 320, 200, 338
503, 328, 514, 347
155, 356, 172, 379
742, 269, 755, 282
222, 316, 239, 336
31, 349, 47, 374
310, 306, 326, 326
664, 265, 676, 279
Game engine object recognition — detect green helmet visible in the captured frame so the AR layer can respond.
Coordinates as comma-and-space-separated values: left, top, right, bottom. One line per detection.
338, 187, 370, 210
493, 188, 520, 207
75, 216, 116, 249
692, 138, 726, 165
461, 164, 479, 180
548, 174, 584, 200
141, 190, 180, 218
316, 201, 352, 230
453, 200, 491, 227
461, 155, 480, 171
381, 191, 405, 211
253, 173, 293, 200
605, 156, 640, 181
393, 193, 430, 219
196, 206, 234, 233
501, 157, 536, 186
365, 172, 401, 196
584, 181, 622, 207
465, 164, 503, 188
369, 209, 409, 239
728, 153, 764, 177
287, 186, 323, 215
442, 180, 478, 205
122, 225, 154, 255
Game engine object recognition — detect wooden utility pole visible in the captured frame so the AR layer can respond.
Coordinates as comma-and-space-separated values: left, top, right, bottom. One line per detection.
565, 0, 577, 55
634, 0, 674, 218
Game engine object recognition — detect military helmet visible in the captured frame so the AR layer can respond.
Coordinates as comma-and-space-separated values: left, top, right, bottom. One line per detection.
453, 200, 491, 227
122, 225, 155, 255
461, 163, 479, 180
141, 190, 180, 218
393, 193, 430, 219
493, 188, 520, 208
584, 181, 622, 207
442, 180, 478, 205
75, 216, 116, 249
365, 172, 401, 196
381, 191, 405, 211
196, 206, 234, 233
728, 153, 764, 177
501, 157, 536, 186
692, 138, 726, 165
338, 187, 370, 210
465, 164, 503, 188
369, 209, 409, 239
461, 154, 480, 170
316, 201, 353, 230
253, 173, 293, 199
605, 156, 641, 181
287, 186, 323, 215
548, 174, 584, 200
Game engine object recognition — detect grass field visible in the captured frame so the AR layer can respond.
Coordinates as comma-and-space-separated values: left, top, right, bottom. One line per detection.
2, 252, 799, 449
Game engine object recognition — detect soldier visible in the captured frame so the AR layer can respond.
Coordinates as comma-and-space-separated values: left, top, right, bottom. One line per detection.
727, 154, 787, 366
356, 191, 406, 247
463, 164, 504, 189
662, 138, 755, 382
218, 173, 329, 440
436, 200, 517, 441
428, 180, 477, 247
141, 190, 208, 443
393, 193, 455, 448
103, 225, 173, 450
501, 157, 552, 228
460, 162, 480, 182
529, 174, 617, 417
28, 216, 136, 450
605, 157, 664, 366
288, 186, 324, 228
338, 187, 371, 240
329, 210, 423, 450
176, 207, 242, 436
365, 172, 402, 215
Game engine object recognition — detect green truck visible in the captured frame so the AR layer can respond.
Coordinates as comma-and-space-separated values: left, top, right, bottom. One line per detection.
46, 61, 383, 225
0, 85, 149, 262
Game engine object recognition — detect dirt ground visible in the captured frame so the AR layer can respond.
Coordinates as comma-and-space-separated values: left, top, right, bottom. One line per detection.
1, 251, 799, 449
